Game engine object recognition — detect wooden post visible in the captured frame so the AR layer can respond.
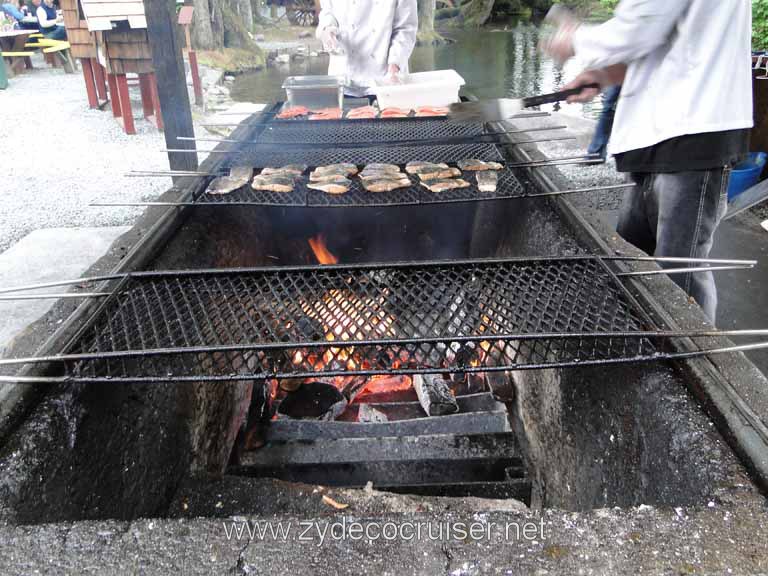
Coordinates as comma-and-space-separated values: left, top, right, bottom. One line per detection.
93, 60, 108, 102
178, 6, 202, 106
115, 74, 136, 134
81, 58, 99, 108
143, 0, 197, 173
149, 72, 164, 131
107, 73, 121, 117
139, 73, 154, 118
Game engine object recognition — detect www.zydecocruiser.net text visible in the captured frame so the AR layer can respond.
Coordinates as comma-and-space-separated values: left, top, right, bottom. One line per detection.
222, 517, 547, 546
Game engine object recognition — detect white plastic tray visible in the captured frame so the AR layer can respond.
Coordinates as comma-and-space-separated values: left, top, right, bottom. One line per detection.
372, 69, 466, 109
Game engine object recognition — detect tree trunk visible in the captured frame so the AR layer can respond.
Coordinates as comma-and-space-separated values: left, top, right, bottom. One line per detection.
230, 0, 253, 32
460, 0, 495, 27
416, 0, 444, 45
192, 0, 219, 49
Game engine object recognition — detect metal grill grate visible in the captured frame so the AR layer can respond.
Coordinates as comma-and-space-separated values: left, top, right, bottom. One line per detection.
48, 258, 663, 383
196, 167, 526, 208
226, 143, 505, 170
258, 118, 486, 145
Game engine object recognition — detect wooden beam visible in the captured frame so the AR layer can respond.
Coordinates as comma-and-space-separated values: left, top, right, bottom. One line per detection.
80, 57, 99, 108
115, 73, 136, 134
142, 0, 197, 173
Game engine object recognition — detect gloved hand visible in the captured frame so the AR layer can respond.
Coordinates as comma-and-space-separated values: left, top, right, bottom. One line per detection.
320, 25, 342, 54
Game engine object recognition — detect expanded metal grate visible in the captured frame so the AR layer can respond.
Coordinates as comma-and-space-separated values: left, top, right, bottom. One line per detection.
257, 118, 486, 145
36, 257, 666, 384
196, 167, 527, 208
226, 142, 505, 170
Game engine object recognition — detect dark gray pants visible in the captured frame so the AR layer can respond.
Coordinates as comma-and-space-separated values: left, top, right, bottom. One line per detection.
617, 167, 731, 322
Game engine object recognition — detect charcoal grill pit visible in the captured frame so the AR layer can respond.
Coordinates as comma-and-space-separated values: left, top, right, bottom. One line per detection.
0, 104, 763, 536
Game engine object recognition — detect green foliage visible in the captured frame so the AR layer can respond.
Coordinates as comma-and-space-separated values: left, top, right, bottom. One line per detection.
755, 0, 768, 50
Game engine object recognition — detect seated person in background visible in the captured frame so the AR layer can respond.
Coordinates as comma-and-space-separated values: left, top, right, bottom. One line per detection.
1, 0, 34, 28
33, 0, 65, 40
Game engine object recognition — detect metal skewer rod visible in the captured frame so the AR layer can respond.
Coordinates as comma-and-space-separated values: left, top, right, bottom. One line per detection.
616, 265, 755, 277
175, 125, 570, 146
125, 155, 605, 178
0, 256, 753, 295
160, 133, 580, 155
3, 339, 768, 384
2, 329, 768, 369
606, 256, 758, 266
526, 183, 637, 197
0, 274, 126, 295
1, 264, 746, 299
126, 170, 214, 177
0, 293, 112, 301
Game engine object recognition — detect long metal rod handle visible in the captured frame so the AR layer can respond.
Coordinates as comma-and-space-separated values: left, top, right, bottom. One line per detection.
0, 292, 112, 301
0, 256, 755, 295
175, 125, 570, 145
617, 265, 755, 277
2, 339, 768, 385
0, 265, 748, 300
3, 329, 768, 368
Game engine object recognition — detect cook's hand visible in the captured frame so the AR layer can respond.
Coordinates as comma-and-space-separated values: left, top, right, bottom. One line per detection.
564, 71, 602, 103
387, 64, 402, 84
320, 25, 341, 53
539, 6, 579, 64
564, 65, 627, 103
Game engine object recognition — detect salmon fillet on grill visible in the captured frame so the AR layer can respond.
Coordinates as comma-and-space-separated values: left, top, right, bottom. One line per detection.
418, 167, 462, 181
251, 175, 296, 193
307, 177, 352, 194
421, 178, 471, 193
359, 171, 405, 182
276, 106, 309, 119
261, 164, 307, 176
362, 177, 412, 192
363, 163, 401, 173
206, 175, 248, 195
457, 159, 504, 171
346, 106, 378, 119
380, 107, 411, 118
311, 163, 359, 178
476, 170, 499, 192
228, 166, 253, 181
405, 161, 450, 175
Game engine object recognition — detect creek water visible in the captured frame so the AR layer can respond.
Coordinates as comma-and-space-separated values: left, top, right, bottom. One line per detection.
230, 24, 593, 117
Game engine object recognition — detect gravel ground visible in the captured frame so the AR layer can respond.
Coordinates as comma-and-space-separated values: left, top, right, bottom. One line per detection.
0, 56, 211, 253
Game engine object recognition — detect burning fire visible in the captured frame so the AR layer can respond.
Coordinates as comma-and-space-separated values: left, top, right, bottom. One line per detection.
308, 235, 338, 265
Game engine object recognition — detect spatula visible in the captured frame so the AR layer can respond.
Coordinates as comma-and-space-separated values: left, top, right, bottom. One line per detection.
448, 84, 600, 123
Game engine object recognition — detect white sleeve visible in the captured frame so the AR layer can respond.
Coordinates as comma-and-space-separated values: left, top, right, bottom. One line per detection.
316, 0, 339, 37
36, 5, 53, 29
572, 0, 692, 69
388, 0, 417, 67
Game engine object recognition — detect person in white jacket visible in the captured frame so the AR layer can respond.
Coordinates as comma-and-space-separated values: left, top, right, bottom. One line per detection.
316, 0, 418, 98
542, 0, 753, 323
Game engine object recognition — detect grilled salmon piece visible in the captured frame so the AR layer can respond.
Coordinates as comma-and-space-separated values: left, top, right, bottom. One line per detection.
308, 177, 352, 195
476, 170, 499, 192
276, 106, 309, 119
421, 178, 470, 193
457, 159, 504, 171
251, 175, 295, 193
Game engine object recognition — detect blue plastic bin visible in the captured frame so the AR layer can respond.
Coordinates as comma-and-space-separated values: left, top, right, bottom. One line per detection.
728, 152, 767, 200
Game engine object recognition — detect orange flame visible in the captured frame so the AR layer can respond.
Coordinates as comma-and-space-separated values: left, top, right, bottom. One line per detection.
308, 235, 338, 265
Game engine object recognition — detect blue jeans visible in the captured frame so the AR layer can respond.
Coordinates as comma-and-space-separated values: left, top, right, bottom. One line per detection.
617, 167, 731, 322
42, 25, 66, 40
588, 85, 621, 159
